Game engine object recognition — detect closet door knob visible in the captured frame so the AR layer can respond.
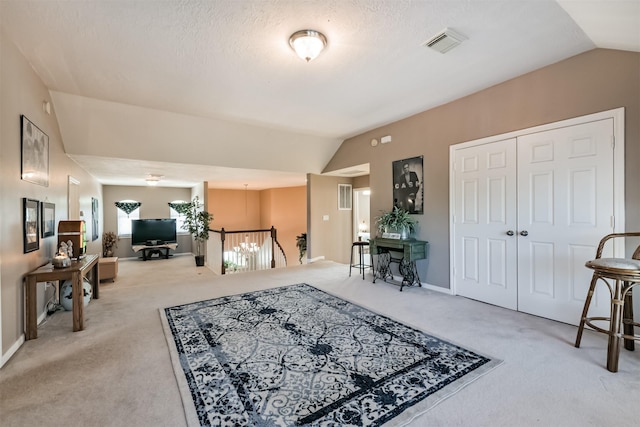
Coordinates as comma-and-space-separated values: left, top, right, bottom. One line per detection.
520, 230, 529, 236
506, 230, 514, 236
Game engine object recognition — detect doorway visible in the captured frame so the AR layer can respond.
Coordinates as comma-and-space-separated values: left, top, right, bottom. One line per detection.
68, 176, 80, 220
450, 108, 625, 325
353, 188, 371, 263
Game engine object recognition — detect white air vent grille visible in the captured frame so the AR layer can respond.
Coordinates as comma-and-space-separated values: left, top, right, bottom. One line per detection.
338, 184, 352, 210
423, 28, 467, 53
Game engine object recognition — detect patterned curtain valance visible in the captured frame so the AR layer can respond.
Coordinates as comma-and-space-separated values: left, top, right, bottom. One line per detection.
168, 202, 191, 215
115, 201, 141, 215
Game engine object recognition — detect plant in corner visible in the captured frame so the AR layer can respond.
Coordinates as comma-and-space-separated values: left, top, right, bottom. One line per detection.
296, 233, 307, 264
102, 231, 118, 257
181, 196, 214, 266
375, 206, 417, 239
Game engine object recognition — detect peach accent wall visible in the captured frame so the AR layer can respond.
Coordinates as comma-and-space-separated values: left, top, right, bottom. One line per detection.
208, 188, 261, 231
323, 48, 640, 289
208, 186, 306, 265
260, 187, 307, 265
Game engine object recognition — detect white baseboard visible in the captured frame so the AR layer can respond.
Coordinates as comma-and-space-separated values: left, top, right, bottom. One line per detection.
1, 334, 24, 368
421, 281, 453, 294
307, 256, 325, 263
388, 275, 453, 294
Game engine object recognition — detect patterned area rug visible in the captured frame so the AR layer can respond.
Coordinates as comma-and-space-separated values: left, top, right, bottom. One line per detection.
160, 284, 501, 426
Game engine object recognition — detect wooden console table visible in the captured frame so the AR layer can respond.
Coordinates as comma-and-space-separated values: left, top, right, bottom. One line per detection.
24, 254, 100, 340
370, 237, 428, 291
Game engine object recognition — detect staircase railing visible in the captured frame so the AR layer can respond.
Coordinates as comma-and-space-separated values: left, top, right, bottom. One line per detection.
207, 226, 287, 275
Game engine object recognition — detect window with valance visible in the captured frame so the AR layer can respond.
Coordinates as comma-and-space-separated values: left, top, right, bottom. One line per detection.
115, 200, 140, 236
169, 200, 190, 233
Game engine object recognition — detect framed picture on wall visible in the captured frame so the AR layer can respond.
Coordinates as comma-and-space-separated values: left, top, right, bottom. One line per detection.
392, 156, 424, 214
91, 197, 99, 241
41, 202, 55, 238
23, 198, 40, 253
21, 115, 49, 187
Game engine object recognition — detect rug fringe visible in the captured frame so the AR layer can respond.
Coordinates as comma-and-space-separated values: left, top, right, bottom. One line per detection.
158, 308, 202, 427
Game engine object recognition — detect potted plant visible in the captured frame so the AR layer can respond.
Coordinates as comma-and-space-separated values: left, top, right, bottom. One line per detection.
296, 233, 307, 264
181, 196, 214, 266
375, 206, 417, 239
102, 231, 118, 257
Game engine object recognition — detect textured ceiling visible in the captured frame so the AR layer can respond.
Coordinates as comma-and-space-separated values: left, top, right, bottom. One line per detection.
1, 0, 638, 189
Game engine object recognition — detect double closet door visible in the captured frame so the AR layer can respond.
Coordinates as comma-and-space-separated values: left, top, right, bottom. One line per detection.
452, 113, 621, 325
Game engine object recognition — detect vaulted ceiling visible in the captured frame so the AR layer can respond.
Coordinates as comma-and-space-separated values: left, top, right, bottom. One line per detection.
2, 1, 638, 189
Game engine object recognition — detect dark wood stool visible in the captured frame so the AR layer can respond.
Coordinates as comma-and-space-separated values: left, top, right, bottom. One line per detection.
350, 241, 372, 279
575, 232, 640, 372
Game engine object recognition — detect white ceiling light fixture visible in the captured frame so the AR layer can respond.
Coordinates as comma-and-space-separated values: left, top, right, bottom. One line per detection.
289, 29, 327, 62
146, 174, 163, 186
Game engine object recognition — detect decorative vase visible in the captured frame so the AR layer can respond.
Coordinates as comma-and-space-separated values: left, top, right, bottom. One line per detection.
59, 278, 92, 311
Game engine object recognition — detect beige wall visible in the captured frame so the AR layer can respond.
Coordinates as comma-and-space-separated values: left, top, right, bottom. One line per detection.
352, 175, 370, 189
307, 174, 355, 264
1, 32, 102, 361
102, 185, 194, 258
324, 48, 640, 289
208, 186, 306, 265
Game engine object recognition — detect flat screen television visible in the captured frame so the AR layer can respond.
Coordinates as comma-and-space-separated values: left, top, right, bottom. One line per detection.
131, 219, 177, 246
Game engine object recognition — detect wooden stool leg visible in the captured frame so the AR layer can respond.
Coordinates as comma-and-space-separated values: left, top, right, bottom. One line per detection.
575, 273, 599, 348
623, 285, 635, 351
606, 279, 623, 372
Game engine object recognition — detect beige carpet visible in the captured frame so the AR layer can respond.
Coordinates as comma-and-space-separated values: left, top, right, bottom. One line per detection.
1, 254, 639, 426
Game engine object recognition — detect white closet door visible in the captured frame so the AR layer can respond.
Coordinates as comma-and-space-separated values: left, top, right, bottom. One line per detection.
516, 119, 614, 325
453, 138, 518, 310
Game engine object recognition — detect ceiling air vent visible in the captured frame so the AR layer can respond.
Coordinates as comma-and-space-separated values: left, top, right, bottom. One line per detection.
423, 28, 467, 53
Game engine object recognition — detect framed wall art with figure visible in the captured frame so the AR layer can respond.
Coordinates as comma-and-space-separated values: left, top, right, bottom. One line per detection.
392, 156, 423, 214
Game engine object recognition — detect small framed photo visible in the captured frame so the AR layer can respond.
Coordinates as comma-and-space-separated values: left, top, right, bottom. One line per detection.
23, 198, 40, 253
41, 202, 55, 238
21, 115, 49, 187
91, 197, 99, 241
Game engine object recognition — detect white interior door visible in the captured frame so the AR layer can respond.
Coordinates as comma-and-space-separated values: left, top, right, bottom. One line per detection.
451, 110, 623, 326
516, 119, 614, 325
453, 138, 518, 310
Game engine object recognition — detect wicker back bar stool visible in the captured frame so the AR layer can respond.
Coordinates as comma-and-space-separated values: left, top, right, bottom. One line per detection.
574, 232, 640, 372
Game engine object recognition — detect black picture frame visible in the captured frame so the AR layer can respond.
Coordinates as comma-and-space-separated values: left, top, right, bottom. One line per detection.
392, 156, 424, 214
91, 197, 99, 241
23, 198, 40, 253
41, 202, 55, 238
21, 115, 49, 187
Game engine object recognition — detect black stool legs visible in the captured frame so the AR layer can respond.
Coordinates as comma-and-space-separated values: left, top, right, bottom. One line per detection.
349, 241, 371, 279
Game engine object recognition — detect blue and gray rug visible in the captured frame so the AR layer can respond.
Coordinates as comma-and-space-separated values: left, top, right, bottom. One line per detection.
161, 284, 500, 426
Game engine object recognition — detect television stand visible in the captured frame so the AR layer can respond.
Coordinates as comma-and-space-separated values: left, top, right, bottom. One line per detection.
132, 243, 178, 261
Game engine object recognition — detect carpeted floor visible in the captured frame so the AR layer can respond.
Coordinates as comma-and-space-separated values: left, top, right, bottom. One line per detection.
1, 255, 639, 426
